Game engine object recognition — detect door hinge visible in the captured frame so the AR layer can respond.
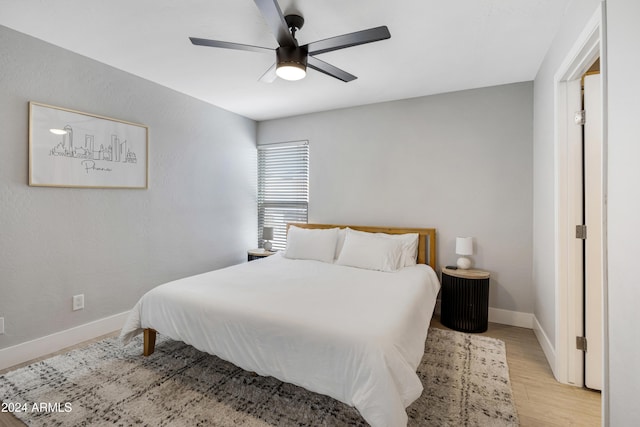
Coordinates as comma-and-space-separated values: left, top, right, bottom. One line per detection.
576, 224, 587, 240
575, 110, 586, 125
576, 336, 588, 351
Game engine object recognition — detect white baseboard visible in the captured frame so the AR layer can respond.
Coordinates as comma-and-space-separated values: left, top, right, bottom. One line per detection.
0, 311, 130, 371
488, 307, 534, 329
533, 315, 557, 377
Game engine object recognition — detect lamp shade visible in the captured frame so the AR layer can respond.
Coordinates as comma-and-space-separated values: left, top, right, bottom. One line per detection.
455, 237, 473, 256
262, 227, 274, 241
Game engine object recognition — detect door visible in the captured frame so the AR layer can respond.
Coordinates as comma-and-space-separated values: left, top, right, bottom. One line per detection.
583, 72, 603, 391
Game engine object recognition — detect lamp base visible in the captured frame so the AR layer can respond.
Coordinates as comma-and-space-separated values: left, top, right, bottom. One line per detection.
263, 241, 272, 251
456, 256, 471, 270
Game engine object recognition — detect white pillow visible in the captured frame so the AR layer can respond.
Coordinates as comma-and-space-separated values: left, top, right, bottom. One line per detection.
335, 227, 347, 259
345, 228, 419, 267
284, 226, 339, 263
336, 229, 404, 272
387, 232, 419, 267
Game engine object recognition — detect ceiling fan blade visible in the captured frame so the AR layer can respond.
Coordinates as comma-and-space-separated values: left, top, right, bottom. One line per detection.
190, 37, 273, 54
253, 0, 296, 47
307, 56, 357, 82
259, 63, 278, 83
305, 26, 391, 56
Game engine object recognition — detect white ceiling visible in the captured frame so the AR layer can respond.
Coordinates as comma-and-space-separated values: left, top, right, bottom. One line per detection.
0, 0, 571, 121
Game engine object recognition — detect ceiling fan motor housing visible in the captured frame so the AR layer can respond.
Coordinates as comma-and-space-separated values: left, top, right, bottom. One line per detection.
276, 46, 308, 69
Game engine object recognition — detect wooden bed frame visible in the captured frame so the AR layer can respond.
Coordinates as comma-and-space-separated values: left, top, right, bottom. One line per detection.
143, 223, 437, 356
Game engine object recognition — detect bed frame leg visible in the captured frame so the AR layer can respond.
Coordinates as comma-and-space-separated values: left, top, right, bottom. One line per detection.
143, 328, 156, 356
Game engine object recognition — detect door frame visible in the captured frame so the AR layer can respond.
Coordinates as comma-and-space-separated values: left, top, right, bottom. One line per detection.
553, 4, 605, 391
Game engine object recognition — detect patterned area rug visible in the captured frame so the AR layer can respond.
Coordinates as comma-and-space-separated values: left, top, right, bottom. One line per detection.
0, 327, 519, 426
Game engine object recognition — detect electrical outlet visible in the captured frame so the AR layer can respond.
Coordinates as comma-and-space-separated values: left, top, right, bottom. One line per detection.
0, 317, 4, 334
73, 294, 84, 311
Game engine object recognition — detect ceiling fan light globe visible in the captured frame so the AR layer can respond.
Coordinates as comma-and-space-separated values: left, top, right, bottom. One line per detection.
276, 64, 306, 81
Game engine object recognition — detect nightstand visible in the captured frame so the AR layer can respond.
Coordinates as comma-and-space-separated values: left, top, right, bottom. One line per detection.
440, 267, 490, 333
247, 249, 276, 262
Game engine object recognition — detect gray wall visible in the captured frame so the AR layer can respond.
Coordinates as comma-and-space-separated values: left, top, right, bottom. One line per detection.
258, 82, 534, 315
0, 26, 257, 349
606, 0, 640, 423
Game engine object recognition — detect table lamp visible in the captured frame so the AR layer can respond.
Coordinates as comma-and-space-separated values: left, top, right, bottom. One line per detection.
456, 237, 473, 270
262, 227, 274, 251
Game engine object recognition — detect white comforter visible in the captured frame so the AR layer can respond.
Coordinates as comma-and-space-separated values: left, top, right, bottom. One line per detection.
120, 253, 440, 427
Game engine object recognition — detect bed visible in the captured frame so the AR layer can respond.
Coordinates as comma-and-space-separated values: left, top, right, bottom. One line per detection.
120, 224, 439, 427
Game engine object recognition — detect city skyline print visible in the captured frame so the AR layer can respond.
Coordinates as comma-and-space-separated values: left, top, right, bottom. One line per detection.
29, 102, 148, 188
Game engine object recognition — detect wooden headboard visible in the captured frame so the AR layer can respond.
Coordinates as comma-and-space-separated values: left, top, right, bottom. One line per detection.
287, 223, 437, 270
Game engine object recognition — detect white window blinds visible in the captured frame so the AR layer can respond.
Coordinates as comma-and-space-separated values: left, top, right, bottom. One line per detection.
258, 141, 309, 250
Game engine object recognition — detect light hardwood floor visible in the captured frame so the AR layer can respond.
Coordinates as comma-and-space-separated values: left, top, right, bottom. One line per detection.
0, 321, 601, 426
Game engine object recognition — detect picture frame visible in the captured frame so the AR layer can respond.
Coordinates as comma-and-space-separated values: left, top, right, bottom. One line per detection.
28, 102, 149, 189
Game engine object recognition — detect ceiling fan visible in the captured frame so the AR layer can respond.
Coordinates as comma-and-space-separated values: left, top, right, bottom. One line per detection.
189, 0, 391, 83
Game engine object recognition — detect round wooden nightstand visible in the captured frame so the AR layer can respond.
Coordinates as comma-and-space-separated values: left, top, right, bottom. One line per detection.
440, 267, 490, 333
247, 249, 276, 262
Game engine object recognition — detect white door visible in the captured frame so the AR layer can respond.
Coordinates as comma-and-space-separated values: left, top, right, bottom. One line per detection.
583, 73, 603, 391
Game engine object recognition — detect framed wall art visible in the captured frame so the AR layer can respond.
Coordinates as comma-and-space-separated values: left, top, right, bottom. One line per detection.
29, 102, 149, 189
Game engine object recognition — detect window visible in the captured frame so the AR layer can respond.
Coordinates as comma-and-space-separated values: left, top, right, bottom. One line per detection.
258, 141, 309, 250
